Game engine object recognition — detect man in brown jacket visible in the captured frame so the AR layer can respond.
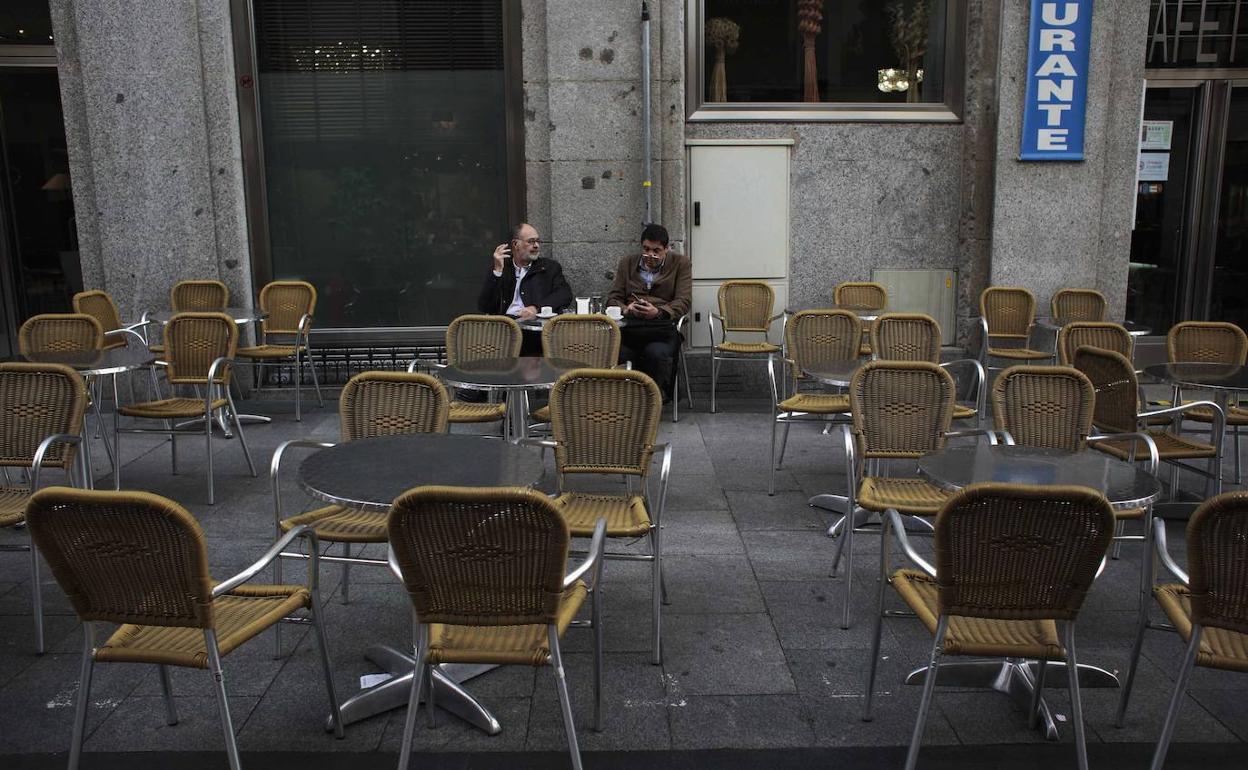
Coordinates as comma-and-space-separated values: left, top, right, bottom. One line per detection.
606, 223, 692, 400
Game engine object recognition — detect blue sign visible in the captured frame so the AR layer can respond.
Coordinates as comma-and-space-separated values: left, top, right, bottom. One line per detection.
1019, 1, 1093, 161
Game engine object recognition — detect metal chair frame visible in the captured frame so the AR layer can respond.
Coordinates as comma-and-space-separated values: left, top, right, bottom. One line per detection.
671, 314, 695, 421
978, 286, 1054, 374
708, 281, 783, 413
238, 282, 324, 422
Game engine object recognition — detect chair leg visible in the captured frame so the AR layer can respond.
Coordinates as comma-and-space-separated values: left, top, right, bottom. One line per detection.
397, 625, 430, 770
548, 626, 583, 770
273, 554, 285, 658
29, 539, 43, 654
308, 349, 325, 408
1234, 424, 1242, 486
81, 427, 96, 490
158, 664, 180, 725
591, 582, 604, 732
1063, 623, 1090, 770
341, 542, 352, 605
1029, 659, 1047, 729
682, 348, 694, 410
1111, 518, 1125, 560
768, 416, 778, 496
425, 664, 437, 728
68, 623, 95, 770
226, 392, 258, 477
204, 630, 241, 770
905, 616, 948, 770
1115, 597, 1151, 727
651, 528, 663, 665
840, 505, 856, 630
672, 362, 680, 423
861, 514, 890, 721
710, 355, 719, 413
309, 589, 345, 739
294, 349, 303, 422
205, 400, 216, 506
1150, 627, 1203, 770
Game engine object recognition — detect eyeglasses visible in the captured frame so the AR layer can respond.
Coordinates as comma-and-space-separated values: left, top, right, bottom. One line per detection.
642, 248, 665, 257
516, 237, 541, 245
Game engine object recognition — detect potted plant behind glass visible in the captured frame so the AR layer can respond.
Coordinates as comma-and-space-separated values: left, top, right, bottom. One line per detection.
797, 0, 824, 102
706, 17, 740, 102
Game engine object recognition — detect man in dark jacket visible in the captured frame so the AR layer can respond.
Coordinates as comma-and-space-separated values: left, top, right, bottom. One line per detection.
477, 223, 573, 356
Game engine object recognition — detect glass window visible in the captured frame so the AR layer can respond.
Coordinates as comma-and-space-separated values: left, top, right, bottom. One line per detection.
0, 0, 55, 45
691, 0, 960, 119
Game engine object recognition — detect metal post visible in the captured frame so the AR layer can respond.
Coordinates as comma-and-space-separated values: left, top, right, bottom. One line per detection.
641, 1, 653, 224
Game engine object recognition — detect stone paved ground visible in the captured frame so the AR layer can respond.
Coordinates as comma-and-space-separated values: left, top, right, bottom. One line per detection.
1, 391, 1246, 762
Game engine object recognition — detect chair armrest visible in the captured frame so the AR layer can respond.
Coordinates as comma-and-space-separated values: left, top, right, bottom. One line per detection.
675, 315, 688, 333
406, 358, 447, 374
1089, 431, 1159, 475
517, 437, 558, 449
940, 358, 987, 414
271, 439, 337, 528
31, 433, 83, 491
1152, 519, 1190, 585
564, 518, 607, 588
213, 525, 319, 597
884, 509, 937, 578
206, 356, 231, 392
1140, 400, 1226, 444
649, 442, 673, 527
944, 428, 999, 446
297, 313, 312, 335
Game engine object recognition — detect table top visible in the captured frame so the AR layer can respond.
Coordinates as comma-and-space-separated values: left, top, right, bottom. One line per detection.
517, 314, 630, 332
1142, 362, 1248, 392
1036, 318, 1152, 336
297, 433, 545, 511
9, 347, 157, 375
800, 359, 864, 387
918, 445, 1161, 510
786, 303, 885, 321
146, 307, 266, 324
439, 357, 586, 391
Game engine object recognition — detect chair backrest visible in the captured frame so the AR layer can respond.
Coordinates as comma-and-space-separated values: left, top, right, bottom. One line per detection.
339, 371, 449, 440
72, 291, 127, 349
850, 360, 955, 459
717, 280, 775, 332
933, 483, 1115, 621
164, 312, 239, 385
549, 368, 662, 477
834, 281, 888, 310
1186, 491, 1248, 635
25, 487, 216, 628
171, 280, 229, 312
388, 486, 570, 627
785, 310, 860, 376
1072, 345, 1139, 435
981, 286, 1036, 339
446, 314, 522, 366
871, 313, 942, 363
0, 363, 89, 469
1167, 322, 1248, 365
18, 314, 104, 356
1057, 321, 1133, 365
992, 365, 1094, 452
541, 314, 621, 368
259, 280, 316, 336
1050, 288, 1107, 323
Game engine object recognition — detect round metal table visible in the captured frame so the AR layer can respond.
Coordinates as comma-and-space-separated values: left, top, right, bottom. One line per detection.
144, 306, 266, 325
296, 433, 543, 735
801, 359, 864, 388
910, 444, 1161, 741
439, 357, 584, 441
786, 303, 886, 322
517, 314, 630, 332
1035, 318, 1152, 337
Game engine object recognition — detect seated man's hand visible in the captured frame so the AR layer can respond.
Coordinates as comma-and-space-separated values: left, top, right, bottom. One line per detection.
516, 305, 539, 321
629, 298, 662, 320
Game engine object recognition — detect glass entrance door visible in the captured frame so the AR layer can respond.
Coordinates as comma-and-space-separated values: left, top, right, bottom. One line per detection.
1209, 86, 1248, 330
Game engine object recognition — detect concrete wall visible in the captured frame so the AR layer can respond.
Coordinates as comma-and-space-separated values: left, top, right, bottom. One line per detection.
49, 0, 252, 322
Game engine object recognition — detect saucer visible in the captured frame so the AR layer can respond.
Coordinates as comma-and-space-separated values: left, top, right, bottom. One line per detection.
536, 312, 557, 319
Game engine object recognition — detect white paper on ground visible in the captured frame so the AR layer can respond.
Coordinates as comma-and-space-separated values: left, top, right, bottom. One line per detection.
360, 673, 394, 689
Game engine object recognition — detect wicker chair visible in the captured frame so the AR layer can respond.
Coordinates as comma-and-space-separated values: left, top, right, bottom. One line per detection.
1166, 322, 1248, 483
979, 286, 1053, 369
72, 290, 130, 349
1057, 321, 1133, 365
526, 368, 669, 664
1050, 288, 1107, 324
270, 371, 449, 653
0, 363, 88, 653
871, 313, 986, 423
862, 483, 1114, 770
18, 313, 103, 356
835, 281, 888, 355
709, 280, 782, 413
441, 314, 521, 431
1115, 491, 1248, 770
25, 487, 343, 770
115, 312, 256, 504
171, 279, 230, 311
530, 314, 622, 426
236, 280, 324, 421
766, 310, 857, 495
389, 486, 605, 770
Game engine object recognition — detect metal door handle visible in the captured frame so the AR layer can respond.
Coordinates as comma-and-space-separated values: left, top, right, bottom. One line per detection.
694, 201, 701, 226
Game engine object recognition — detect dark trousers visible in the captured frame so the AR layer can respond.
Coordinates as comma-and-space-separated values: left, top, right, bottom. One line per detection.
619, 323, 681, 396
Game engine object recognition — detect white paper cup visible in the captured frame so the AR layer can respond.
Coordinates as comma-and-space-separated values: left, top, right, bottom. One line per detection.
540, 306, 554, 316
575, 297, 590, 314
606, 306, 623, 320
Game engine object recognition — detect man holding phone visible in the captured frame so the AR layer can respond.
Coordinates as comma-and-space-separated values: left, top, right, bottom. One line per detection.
478, 222, 573, 355
606, 223, 692, 401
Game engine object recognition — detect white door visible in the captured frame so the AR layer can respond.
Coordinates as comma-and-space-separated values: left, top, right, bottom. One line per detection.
688, 143, 790, 280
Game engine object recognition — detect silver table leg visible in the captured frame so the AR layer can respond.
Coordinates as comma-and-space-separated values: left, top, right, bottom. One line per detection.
809, 493, 850, 516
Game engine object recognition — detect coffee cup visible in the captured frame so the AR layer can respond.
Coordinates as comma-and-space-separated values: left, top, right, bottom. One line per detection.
540, 305, 554, 316
605, 306, 623, 320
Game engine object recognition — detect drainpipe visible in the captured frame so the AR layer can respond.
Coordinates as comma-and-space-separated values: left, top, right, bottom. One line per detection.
641, 1, 653, 224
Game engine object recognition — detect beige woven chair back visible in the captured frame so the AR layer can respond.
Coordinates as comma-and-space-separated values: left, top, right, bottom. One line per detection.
541, 314, 621, 368
1186, 491, 1248, 635
834, 281, 888, 310
981, 286, 1036, 340
1057, 322, 1133, 365
992, 366, 1094, 452
164, 312, 238, 385
339, 371, 449, 440
786, 310, 860, 376
549, 367, 662, 476
73, 291, 127, 348
171, 280, 229, 312
850, 360, 955, 459
1072, 345, 1139, 435
1051, 289, 1107, 323
934, 483, 1115, 621
25, 487, 215, 628
387, 485, 570, 627
259, 280, 316, 336
871, 313, 942, 363
1167, 322, 1248, 365
0, 363, 88, 469
18, 314, 104, 356
446, 314, 522, 365
718, 280, 775, 332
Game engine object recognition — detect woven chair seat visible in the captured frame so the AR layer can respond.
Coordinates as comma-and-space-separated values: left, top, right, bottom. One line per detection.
426, 581, 587, 666
236, 344, 304, 360
779, 393, 851, 414
0, 486, 31, 528
1090, 431, 1217, 461
952, 404, 978, 420
279, 505, 386, 543
987, 347, 1052, 360
715, 341, 780, 354
858, 477, 953, 516
95, 585, 310, 668
892, 570, 1065, 659
119, 397, 228, 419
531, 404, 551, 423
102, 333, 128, 350
1183, 404, 1248, 425
553, 492, 651, 537
449, 400, 507, 423
1156, 584, 1248, 673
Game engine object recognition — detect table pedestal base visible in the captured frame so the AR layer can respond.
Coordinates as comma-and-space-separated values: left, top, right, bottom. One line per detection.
330, 645, 501, 734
